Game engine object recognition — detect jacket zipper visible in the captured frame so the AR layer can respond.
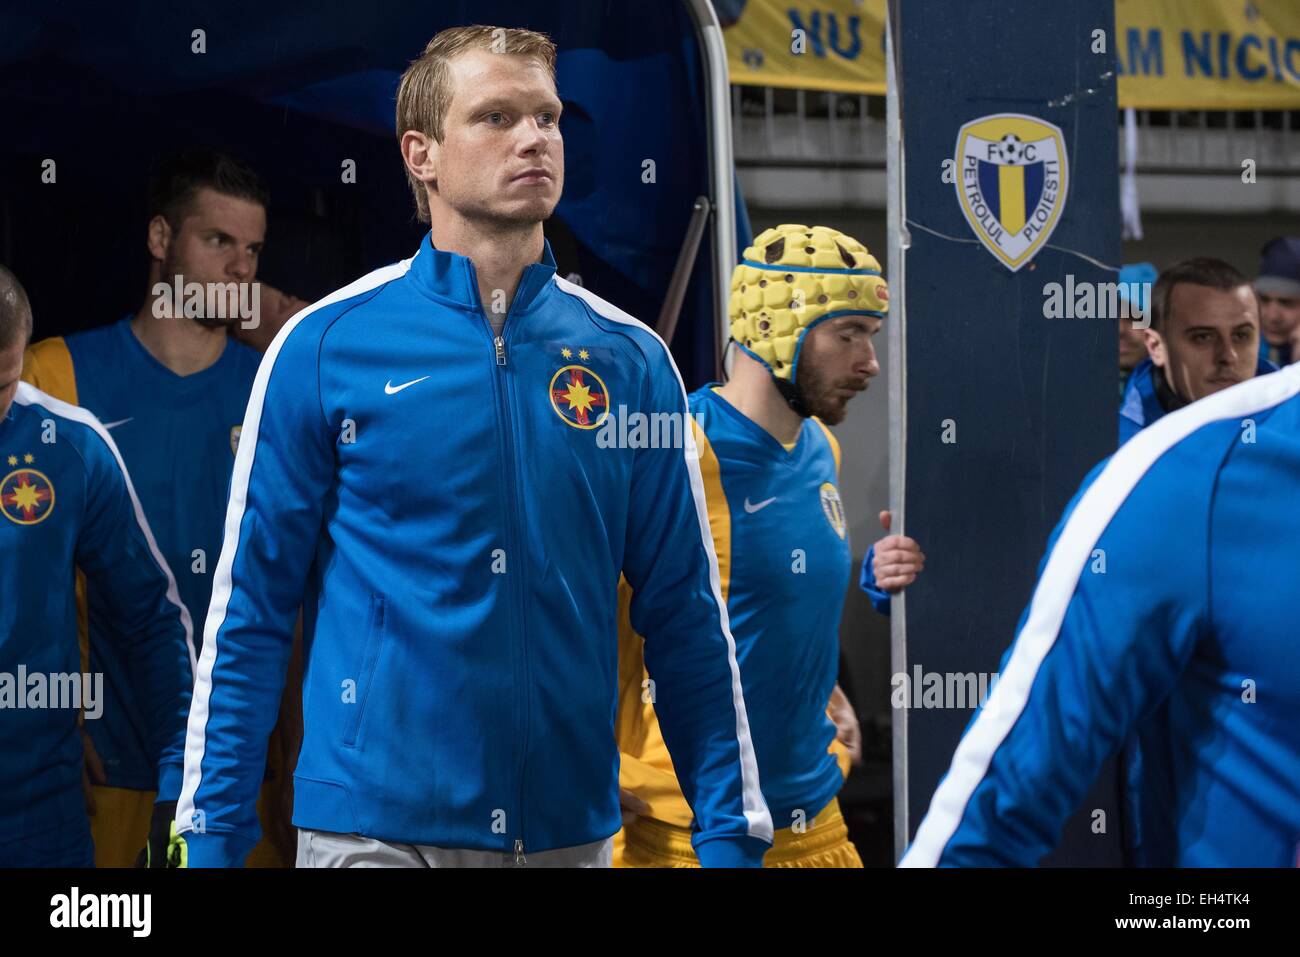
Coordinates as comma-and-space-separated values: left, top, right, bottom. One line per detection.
470, 268, 531, 863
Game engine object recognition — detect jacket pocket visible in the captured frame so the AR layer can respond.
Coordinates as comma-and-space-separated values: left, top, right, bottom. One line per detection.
342, 594, 386, 748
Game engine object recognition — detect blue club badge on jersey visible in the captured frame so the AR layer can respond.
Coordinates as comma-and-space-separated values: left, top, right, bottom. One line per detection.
2, 458, 55, 526
955, 113, 1069, 272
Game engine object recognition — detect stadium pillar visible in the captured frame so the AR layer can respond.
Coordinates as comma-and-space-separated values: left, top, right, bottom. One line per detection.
886, 0, 1123, 864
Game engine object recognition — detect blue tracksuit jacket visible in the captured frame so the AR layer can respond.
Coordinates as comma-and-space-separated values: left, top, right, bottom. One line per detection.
0, 384, 193, 864
903, 362, 1300, 866
176, 237, 772, 866
1119, 355, 1277, 446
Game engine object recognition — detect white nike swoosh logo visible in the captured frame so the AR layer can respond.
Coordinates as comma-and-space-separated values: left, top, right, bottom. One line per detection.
743, 496, 777, 514
103, 418, 134, 430
384, 376, 430, 395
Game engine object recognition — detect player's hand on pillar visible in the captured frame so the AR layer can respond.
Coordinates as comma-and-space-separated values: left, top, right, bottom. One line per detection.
871, 510, 926, 593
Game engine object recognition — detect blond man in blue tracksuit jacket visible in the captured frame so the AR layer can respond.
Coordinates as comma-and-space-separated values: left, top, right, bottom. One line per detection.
173, 25, 771, 868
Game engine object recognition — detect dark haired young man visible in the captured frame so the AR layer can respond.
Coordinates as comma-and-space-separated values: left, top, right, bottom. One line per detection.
22, 149, 293, 866
1119, 257, 1274, 444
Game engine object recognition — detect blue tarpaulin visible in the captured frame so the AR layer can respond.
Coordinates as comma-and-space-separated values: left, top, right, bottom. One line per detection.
0, 0, 746, 386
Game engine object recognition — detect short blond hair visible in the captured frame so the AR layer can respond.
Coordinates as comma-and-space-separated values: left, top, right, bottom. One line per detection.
396, 25, 558, 223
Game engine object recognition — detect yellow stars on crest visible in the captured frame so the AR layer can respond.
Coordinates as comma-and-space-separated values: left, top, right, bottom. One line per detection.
10, 480, 42, 512
578, 349, 590, 361
559, 346, 592, 362
562, 380, 596, 415
23, 453, 33, 464
6, 455, 15, 467
561, 347, 573, 359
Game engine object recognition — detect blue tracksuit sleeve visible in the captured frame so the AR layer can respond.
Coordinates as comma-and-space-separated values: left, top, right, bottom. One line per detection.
620, 349, 773, 867
902, 454, 1205, 867
73, 422, 194, 803
859, 544, 892, 615
176, 321, 334, 866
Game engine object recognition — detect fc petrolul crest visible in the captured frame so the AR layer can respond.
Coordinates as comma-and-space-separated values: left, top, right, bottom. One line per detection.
819, 482, 846, 540
954, 113, 1069, 272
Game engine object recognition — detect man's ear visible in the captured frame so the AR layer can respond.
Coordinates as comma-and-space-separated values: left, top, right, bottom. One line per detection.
146, 215, 171, 263
1143, 327, 1166, 368
401, 130, 439, 194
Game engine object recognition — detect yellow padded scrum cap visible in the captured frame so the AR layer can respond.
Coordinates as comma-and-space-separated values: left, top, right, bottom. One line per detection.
728, 224, 889, 381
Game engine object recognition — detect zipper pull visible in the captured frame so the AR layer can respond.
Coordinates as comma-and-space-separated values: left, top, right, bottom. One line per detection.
513, 839, 526, 866
495, 336, 507, 366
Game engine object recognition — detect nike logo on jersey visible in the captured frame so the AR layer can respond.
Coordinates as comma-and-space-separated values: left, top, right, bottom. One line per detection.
385, 376, 430, 395
103, 418, 134, 430
743, 496, 778, 514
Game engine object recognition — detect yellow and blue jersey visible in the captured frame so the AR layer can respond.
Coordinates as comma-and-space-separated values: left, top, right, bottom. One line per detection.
0, 383, 192, 863
617, 384, 852, 831
23, 316, 260, 791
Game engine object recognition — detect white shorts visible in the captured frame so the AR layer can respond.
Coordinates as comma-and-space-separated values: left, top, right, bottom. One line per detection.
295, 828, 614, 868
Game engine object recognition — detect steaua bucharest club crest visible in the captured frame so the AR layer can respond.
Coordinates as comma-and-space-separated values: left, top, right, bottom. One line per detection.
2, 457, 55, 526
819, 482, 846, 540
549, 361, 610, 430
954, 113, 1069, 272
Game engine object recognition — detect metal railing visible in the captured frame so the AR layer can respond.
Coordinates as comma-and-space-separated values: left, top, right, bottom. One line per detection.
732, 84, 1300, 176
731, 84, 886, 167
1126, 109, 1300, 174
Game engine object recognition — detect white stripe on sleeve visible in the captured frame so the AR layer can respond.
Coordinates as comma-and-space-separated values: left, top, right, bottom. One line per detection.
175, 258, 412, 833
14, 382, 196, 673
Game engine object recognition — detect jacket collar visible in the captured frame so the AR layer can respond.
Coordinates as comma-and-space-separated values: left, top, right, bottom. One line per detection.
408, 232, 558, 313
1121, 355, 1280, 430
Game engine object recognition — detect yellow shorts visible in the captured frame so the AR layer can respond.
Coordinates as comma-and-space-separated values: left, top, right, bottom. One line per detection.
614, 796, 862, 868
89, 786, 154, 868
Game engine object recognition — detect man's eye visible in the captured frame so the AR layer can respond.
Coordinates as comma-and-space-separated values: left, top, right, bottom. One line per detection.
487, 112, 505, 124
539, 112, 555, 125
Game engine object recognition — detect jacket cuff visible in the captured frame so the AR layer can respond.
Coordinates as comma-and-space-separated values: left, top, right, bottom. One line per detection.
858, 547, 893, 616
156, 761, 183, 804
693, 834, 769, 868
176, 829, 257, 868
